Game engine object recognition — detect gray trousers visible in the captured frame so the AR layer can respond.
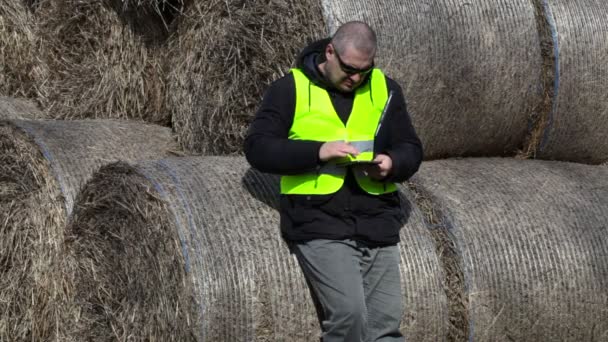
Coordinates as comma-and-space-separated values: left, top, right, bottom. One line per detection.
291, 239, 405, 342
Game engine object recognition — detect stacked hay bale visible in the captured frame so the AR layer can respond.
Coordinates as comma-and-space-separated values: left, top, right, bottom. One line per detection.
0, 97, 44, 120
166, 0, 326, 154
410, 158, 608, 341
321, 0, 544, 159
532, 0, 608, 163
0, 119, 177, 341
33, 0, 169, 124
63, 156, 449, 341
0, 0, 46, 99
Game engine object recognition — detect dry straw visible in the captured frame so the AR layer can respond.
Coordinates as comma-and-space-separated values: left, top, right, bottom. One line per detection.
0, 119, 177, 341
64, 156, 448, 341
166, 0, 326, 154
0, 0, 46, 99
33, 0, 169, 124
322, 0, 544, 159
411, 157, 608, 341
534, 0, 608, 164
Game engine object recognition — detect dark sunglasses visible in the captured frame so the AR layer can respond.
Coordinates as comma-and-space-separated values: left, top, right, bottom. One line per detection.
334, 48, 374, 76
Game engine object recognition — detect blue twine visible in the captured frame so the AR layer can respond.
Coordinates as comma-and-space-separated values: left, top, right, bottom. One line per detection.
17, 122, 70, 214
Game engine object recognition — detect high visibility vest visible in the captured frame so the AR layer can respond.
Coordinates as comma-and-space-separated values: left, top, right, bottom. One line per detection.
280, 68, 398, 195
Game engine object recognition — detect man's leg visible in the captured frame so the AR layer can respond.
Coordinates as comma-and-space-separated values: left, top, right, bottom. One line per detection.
360, 243, 405, 342
292, 239, 368, 342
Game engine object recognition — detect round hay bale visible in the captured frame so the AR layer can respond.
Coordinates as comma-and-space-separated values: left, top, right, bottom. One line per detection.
0, 96, 44, 119
34, 0, 168, 124
322, 0, 544, 159
534, 0, 608, 164
411, 158, 608, 341
64, 156, 448, 340
166, 0, 326, 154
0, 0, 46, 98
0, 119, 178, 341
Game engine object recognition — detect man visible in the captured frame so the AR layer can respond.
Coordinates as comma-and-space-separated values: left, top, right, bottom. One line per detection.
244, 21, 423, 341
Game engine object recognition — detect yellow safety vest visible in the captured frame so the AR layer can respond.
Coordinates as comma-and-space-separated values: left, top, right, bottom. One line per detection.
280, 68, 398, 195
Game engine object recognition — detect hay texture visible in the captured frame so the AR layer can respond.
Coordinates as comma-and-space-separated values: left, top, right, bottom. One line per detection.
411, 158, 608, 341
322, 0, 543, 159
166, 0, 326, 154
0, 97, 44, 120
0, 0, 45, 98
533, 0, 608, 163
34, 0, 168, 124
64, 156, 448, 341
0, 119, 177, 341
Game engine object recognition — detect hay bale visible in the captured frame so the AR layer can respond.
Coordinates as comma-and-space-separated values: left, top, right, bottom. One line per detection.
0, 97, 44, 119
166, 0, 326, 154
0, 119, 177, 341
34, 0, 168, 124
0, 0, 46, 98
411, 158, 608, 341
322, 1, 544, 159
64, 156, 448, 340
533, 0, 608, 164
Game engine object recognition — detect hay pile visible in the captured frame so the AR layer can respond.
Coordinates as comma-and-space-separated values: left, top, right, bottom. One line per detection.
33, 0, 169, 124
0, 0, 46, 99
0, 97, 44, 120
411, 158, 608, 341
0, 119, 177, 341
64, 156, 449, 341
534, 0, 608, 164
322, 0, 544, 159
166, 0, 326, 154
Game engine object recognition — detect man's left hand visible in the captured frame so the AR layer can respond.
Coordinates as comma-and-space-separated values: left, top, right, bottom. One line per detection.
358, 153, 392, 180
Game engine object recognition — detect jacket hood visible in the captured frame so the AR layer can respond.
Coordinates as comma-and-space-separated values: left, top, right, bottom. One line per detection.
296, 38, 332, 89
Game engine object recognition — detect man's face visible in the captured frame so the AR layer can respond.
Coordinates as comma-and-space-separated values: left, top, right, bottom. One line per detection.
324, 43, 375, 93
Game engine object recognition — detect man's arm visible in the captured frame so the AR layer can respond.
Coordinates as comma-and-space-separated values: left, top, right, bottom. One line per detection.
380, 78, 423, 182
244, 74, 323, 175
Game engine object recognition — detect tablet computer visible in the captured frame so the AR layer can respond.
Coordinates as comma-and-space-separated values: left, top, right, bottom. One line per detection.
336, 160, 381, 166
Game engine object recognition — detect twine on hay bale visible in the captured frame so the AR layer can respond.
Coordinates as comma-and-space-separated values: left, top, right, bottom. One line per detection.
0, 97, 44, 120
322, 0, 544, 159
0, 0, 46, 99
64, 156, 449, 341
166, 0, 326, 154
0, 119, 178, 341
34, 0, 168, 124
533, 0, 608, 164
410, 157, 608, 341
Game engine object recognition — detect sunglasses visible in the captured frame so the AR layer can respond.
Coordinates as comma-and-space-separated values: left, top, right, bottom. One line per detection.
334, 48, 374, 76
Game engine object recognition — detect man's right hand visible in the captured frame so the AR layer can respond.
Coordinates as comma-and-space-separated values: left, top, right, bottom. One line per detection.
319, 141, 360, 162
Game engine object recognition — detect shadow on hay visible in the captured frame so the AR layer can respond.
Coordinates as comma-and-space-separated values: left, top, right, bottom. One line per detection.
108, 0, 187, 45
241, 168, 280, 211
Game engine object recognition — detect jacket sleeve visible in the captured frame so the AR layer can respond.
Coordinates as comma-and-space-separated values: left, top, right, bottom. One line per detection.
243, 74, 324, 175
380, 78, 423, 182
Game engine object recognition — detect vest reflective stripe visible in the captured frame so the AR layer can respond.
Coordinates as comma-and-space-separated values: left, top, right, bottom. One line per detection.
280, 68, 398, 195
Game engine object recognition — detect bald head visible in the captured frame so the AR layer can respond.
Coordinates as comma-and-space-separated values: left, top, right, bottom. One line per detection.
331, 21, 377, 57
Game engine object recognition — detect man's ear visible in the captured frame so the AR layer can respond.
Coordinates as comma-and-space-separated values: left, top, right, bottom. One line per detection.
326, 43, 336, 63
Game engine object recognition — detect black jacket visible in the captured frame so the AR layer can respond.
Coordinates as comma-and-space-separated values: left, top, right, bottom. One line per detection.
244, 38, 423, 245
